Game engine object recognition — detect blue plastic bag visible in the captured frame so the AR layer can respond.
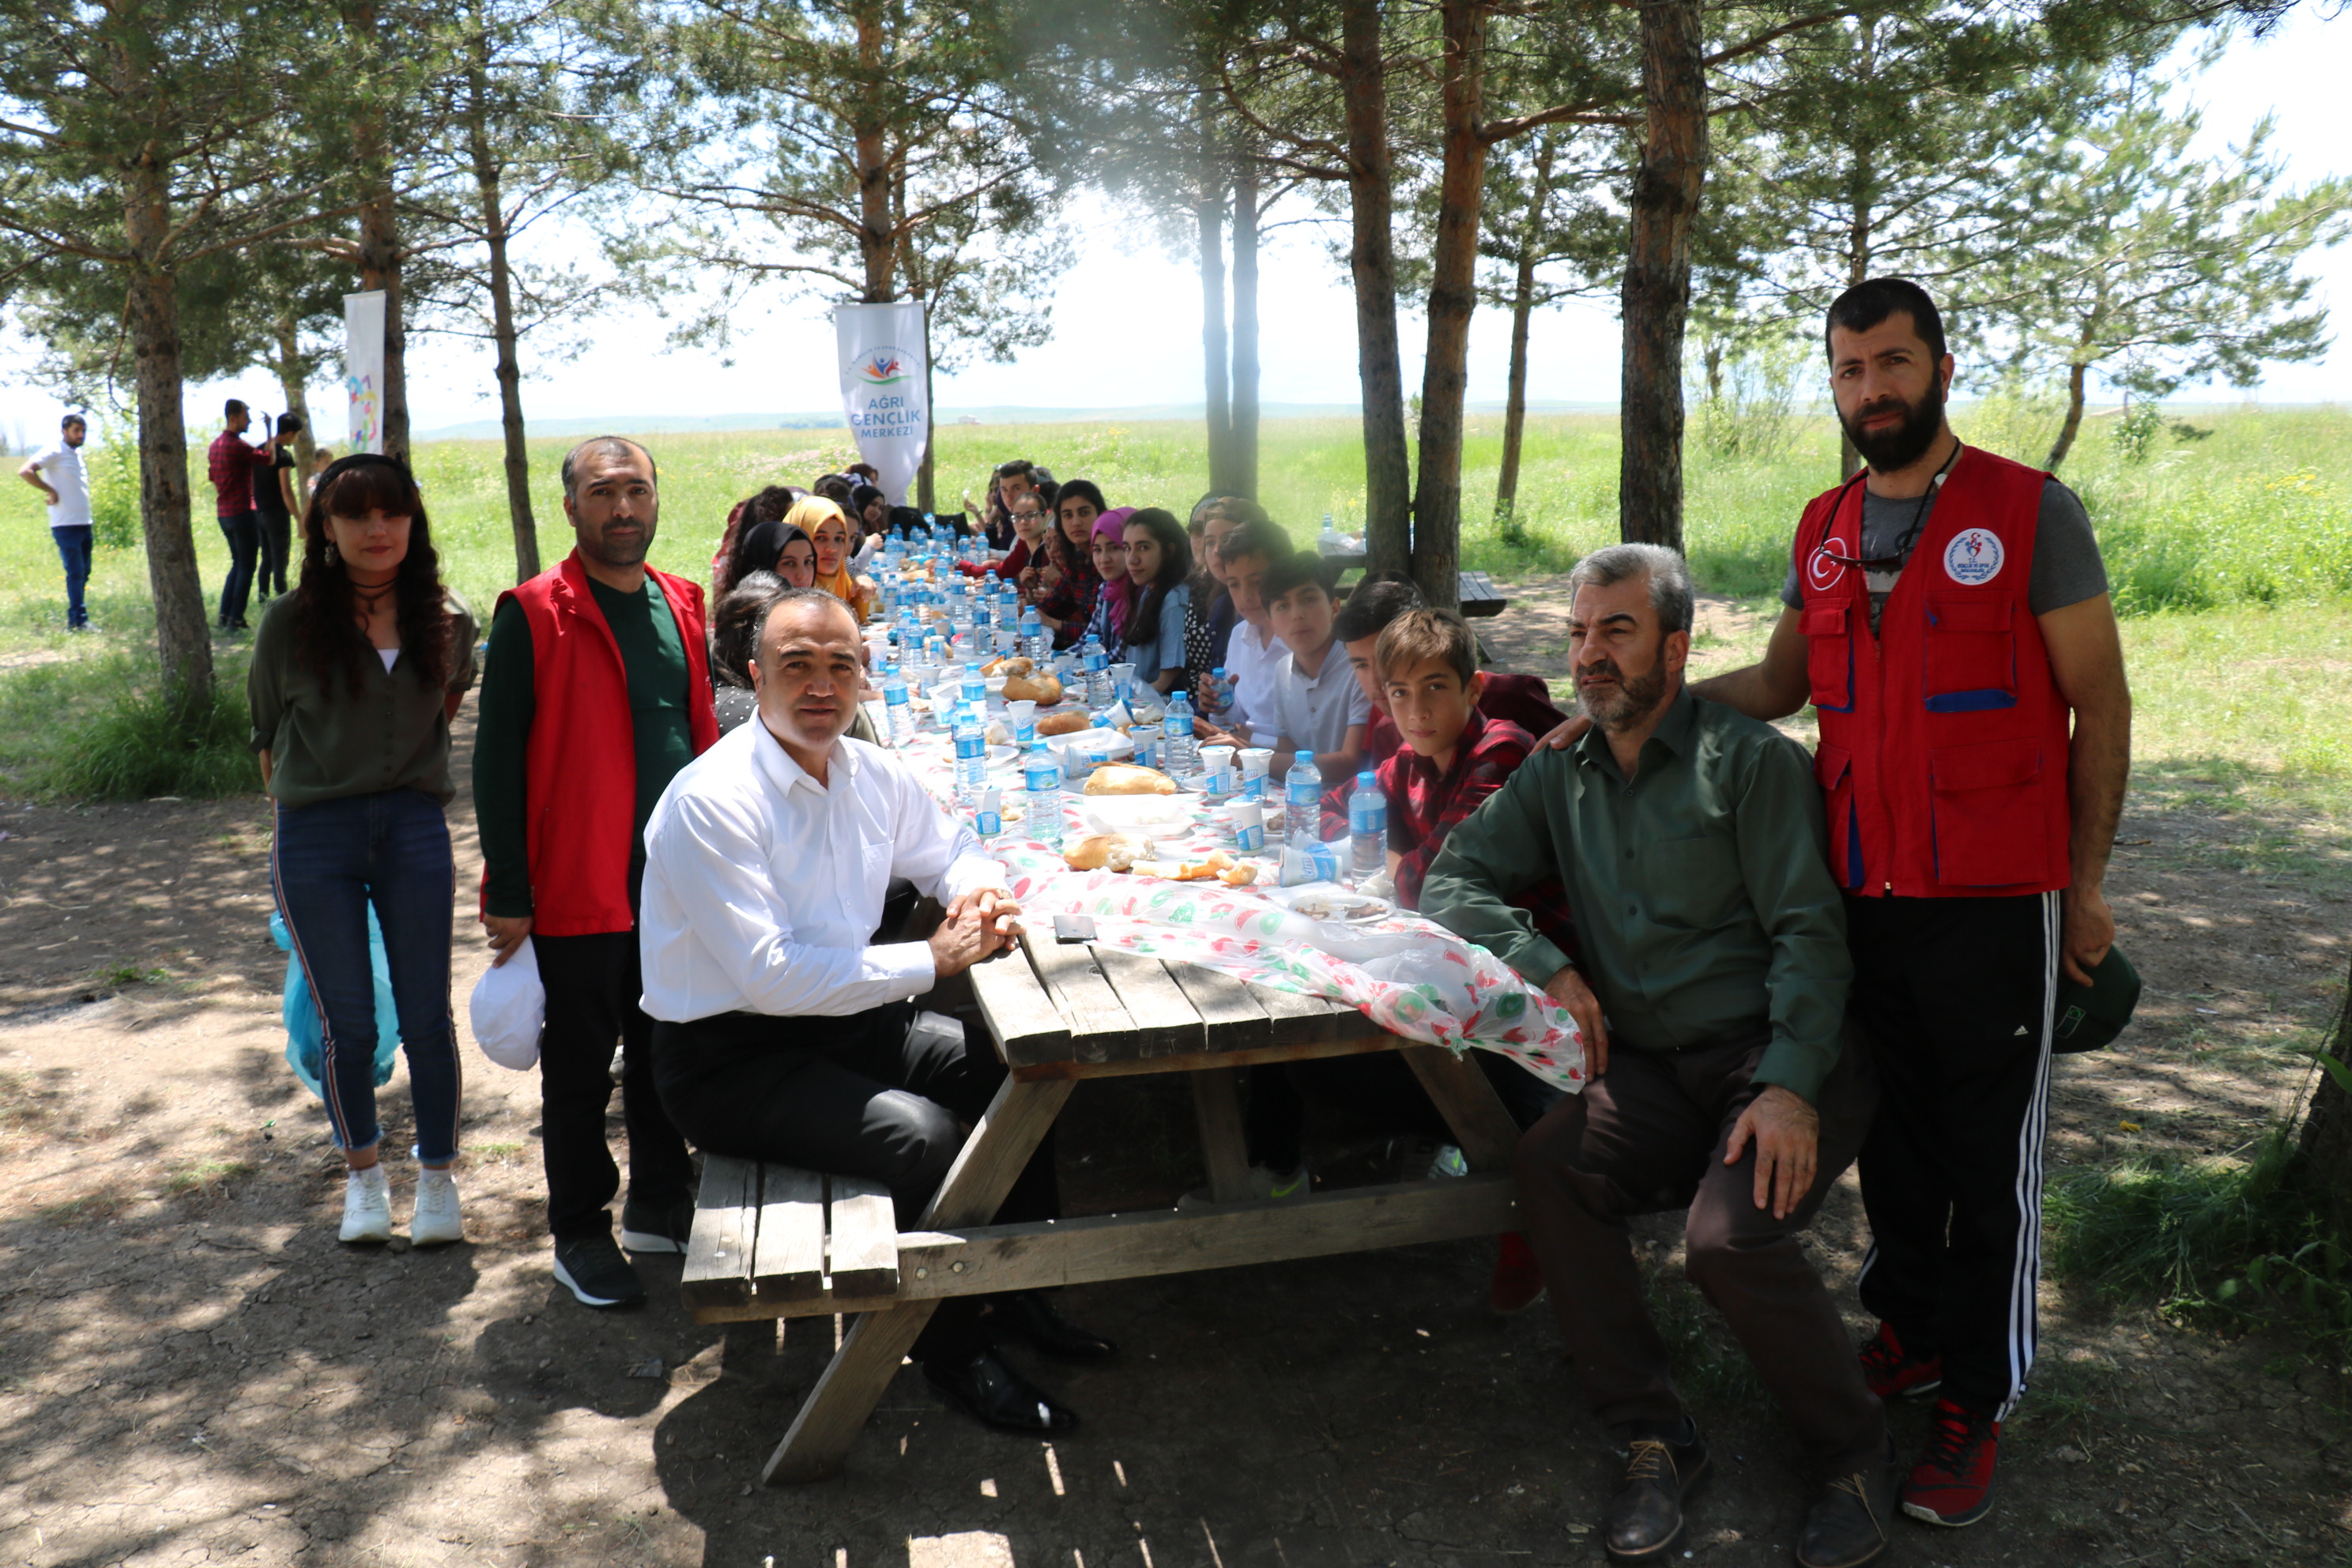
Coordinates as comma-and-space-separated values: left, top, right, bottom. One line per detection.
270, 909, 401, 1102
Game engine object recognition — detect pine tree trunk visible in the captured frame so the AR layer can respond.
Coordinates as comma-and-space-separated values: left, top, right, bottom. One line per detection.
1406, 0, 1488, 612
854, 2, 895, 301
1199, 163, 1233, 495
466, 36, 538, 583
272, 311, 318, 486
1839, 168, 1872, 481
1231, 160, 1261, 500
1341, 0, 1412, 575
2297, 952, 2352, 1240
1494, 138, 1555, 533
1618, 0, 1707, 552
122, 161, 213, 711
2045, 360, 2090, 471
918, 310, 936, 514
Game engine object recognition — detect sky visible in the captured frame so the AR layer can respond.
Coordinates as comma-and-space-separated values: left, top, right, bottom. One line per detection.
0, 9, 2343, 445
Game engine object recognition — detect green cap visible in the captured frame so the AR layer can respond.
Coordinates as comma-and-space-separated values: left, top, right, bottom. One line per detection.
2051, 944, 2142, 1054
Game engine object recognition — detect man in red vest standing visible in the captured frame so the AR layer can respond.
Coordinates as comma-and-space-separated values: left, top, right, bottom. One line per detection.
475, 436, 718, 1310
1686, 279, 2131, 1532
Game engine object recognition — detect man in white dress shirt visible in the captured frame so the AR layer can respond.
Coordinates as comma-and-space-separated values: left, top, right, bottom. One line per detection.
639, 585, 1113, 1434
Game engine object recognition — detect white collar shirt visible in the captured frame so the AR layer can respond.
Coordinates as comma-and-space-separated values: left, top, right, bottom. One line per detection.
1222, 617, 1283, 744
639, 719, 1004, 1023
1267, 643, 1372, 756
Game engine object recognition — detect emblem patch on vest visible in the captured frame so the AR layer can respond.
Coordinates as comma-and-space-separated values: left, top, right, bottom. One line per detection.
1943, 527, 2004, 586
1807, 541, 1849, 591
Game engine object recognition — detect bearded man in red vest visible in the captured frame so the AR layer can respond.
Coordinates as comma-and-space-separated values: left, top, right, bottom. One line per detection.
1684, 279, 2132, 1531
475, 436, 718, 1310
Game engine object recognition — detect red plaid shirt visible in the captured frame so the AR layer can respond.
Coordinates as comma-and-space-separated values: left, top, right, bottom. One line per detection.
1355, 708, 1579, 958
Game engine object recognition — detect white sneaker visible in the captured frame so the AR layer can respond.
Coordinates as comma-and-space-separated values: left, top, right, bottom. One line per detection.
340, 1166, 394, 1243
411, 1168, 464, 1246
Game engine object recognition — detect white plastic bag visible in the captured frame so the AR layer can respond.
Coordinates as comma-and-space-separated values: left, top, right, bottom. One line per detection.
468, 937, 545, 1071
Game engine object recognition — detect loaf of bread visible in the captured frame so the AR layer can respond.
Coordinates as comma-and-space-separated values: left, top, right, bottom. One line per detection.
1084, 763, 1178, 797
1065, 833, 1154, 872
982, 655, 1034, 678
1001, 672, 1063, 704
1036, 709, 1093, 737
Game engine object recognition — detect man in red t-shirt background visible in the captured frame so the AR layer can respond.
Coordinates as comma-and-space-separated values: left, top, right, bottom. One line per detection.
205, 398, 277, 632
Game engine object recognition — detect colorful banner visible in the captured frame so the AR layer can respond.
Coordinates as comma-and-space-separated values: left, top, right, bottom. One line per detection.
342, 291, 386, 455
834, 302, 929, 505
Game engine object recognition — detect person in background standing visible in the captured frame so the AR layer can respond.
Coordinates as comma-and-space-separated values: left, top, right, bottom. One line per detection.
473, 436, 714, 1310
308, 449, 336, 498
254, 413, 304, 605
17, 413, 92, 632
208, 399, 277, 633
248, 454, 477, 1246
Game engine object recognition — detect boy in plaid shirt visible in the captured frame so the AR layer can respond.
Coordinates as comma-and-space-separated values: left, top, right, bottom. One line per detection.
1373, 607, 1577, 1314
1370, 609, 1578, 944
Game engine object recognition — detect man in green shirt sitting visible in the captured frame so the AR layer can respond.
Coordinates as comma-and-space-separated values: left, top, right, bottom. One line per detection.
1422, 545, 1893, 1568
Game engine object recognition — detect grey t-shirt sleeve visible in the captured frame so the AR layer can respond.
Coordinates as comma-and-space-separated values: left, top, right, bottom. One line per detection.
2027, 480, 2108, 614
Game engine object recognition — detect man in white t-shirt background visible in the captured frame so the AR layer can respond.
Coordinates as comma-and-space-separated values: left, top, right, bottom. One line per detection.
17, 413, 93, 632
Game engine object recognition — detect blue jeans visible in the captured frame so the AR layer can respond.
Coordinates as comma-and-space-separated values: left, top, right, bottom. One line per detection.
271, 790, 460, 1162
217, 509, 259, 626
52, 525, 92, 628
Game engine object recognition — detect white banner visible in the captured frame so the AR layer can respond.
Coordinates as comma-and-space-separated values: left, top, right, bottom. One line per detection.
343, 291, 386, 455
834, 301, 929, 505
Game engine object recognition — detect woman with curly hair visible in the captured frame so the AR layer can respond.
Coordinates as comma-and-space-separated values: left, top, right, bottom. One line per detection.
247, 454, 477, 1248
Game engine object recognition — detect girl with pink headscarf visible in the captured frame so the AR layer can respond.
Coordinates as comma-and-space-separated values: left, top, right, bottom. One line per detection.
1080, 507, 1136, 648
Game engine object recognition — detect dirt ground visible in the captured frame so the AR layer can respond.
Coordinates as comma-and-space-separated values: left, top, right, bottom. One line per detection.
1, 591, 2346, 1568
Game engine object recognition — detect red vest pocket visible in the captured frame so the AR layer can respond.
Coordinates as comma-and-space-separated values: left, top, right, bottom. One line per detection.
1923, 596, 2018, 713
1928, 739, 2049, 886
1800, 603, 1853, 712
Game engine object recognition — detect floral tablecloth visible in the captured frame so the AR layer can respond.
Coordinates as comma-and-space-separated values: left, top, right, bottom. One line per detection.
880, 700, 1585, 1092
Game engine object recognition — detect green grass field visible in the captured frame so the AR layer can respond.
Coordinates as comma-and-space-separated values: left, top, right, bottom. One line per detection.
0, 405, 2345, 802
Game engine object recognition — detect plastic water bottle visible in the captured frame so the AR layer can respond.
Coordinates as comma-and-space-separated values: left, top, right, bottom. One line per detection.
952, 704, 989, 800
1082, 637, 1111, 706
1285, 750, 1322, 856
1164, 690, 1198, 774
1020, 605, 1046, 662
959, 661, 986, 710
1318, 513, 1341, 554
882, 662, 914, 747
1023, 742, 1063, 849
1348, 770, 1385, 878
1206, 665, 1233, 721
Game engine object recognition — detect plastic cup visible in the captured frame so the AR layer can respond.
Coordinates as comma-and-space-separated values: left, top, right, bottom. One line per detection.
1200, 744, 1236, 797
1006, 699, 1038, 746
1130, 725, 1163, 771
1230, 801, 1265, 854
1109, 662, 1136, 702
1239, 747, 1275, 800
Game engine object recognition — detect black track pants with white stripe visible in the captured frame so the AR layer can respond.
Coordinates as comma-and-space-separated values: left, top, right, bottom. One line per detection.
1845, 889, 2058, 1421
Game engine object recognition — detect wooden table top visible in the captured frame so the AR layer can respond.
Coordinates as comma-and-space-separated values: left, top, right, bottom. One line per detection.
967, 929, 1388, 1080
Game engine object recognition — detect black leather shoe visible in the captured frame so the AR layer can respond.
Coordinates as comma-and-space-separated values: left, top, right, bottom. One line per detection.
1603, 1423, 1711, 1563
923, 1349, 1079, 1433
1797, 1440, 1899, 1568
989, 1291, 1119, 1361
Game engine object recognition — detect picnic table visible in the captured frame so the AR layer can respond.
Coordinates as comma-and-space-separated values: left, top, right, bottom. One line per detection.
680, 928, 1529, 1484
1317, 545, 1511, 620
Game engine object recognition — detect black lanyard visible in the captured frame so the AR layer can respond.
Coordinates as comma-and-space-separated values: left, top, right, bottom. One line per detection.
1817, 443, 1964, 574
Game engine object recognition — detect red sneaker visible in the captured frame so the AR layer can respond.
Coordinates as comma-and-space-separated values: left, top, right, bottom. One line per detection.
1902, 1398, 2001, 1527
1489, 1231, 1546, 1316
1857, 1321, 1943, 1400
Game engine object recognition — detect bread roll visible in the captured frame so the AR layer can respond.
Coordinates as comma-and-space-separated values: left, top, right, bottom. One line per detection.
1037, 709, 1093, 737
1001, 672, 1063, 704
1084, 763, 1178, 797
1065, 833, 1153, 873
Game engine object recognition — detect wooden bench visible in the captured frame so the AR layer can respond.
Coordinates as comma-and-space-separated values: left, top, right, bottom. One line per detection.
681, 934, 1528, 1484
1326, 567, 1510, 619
